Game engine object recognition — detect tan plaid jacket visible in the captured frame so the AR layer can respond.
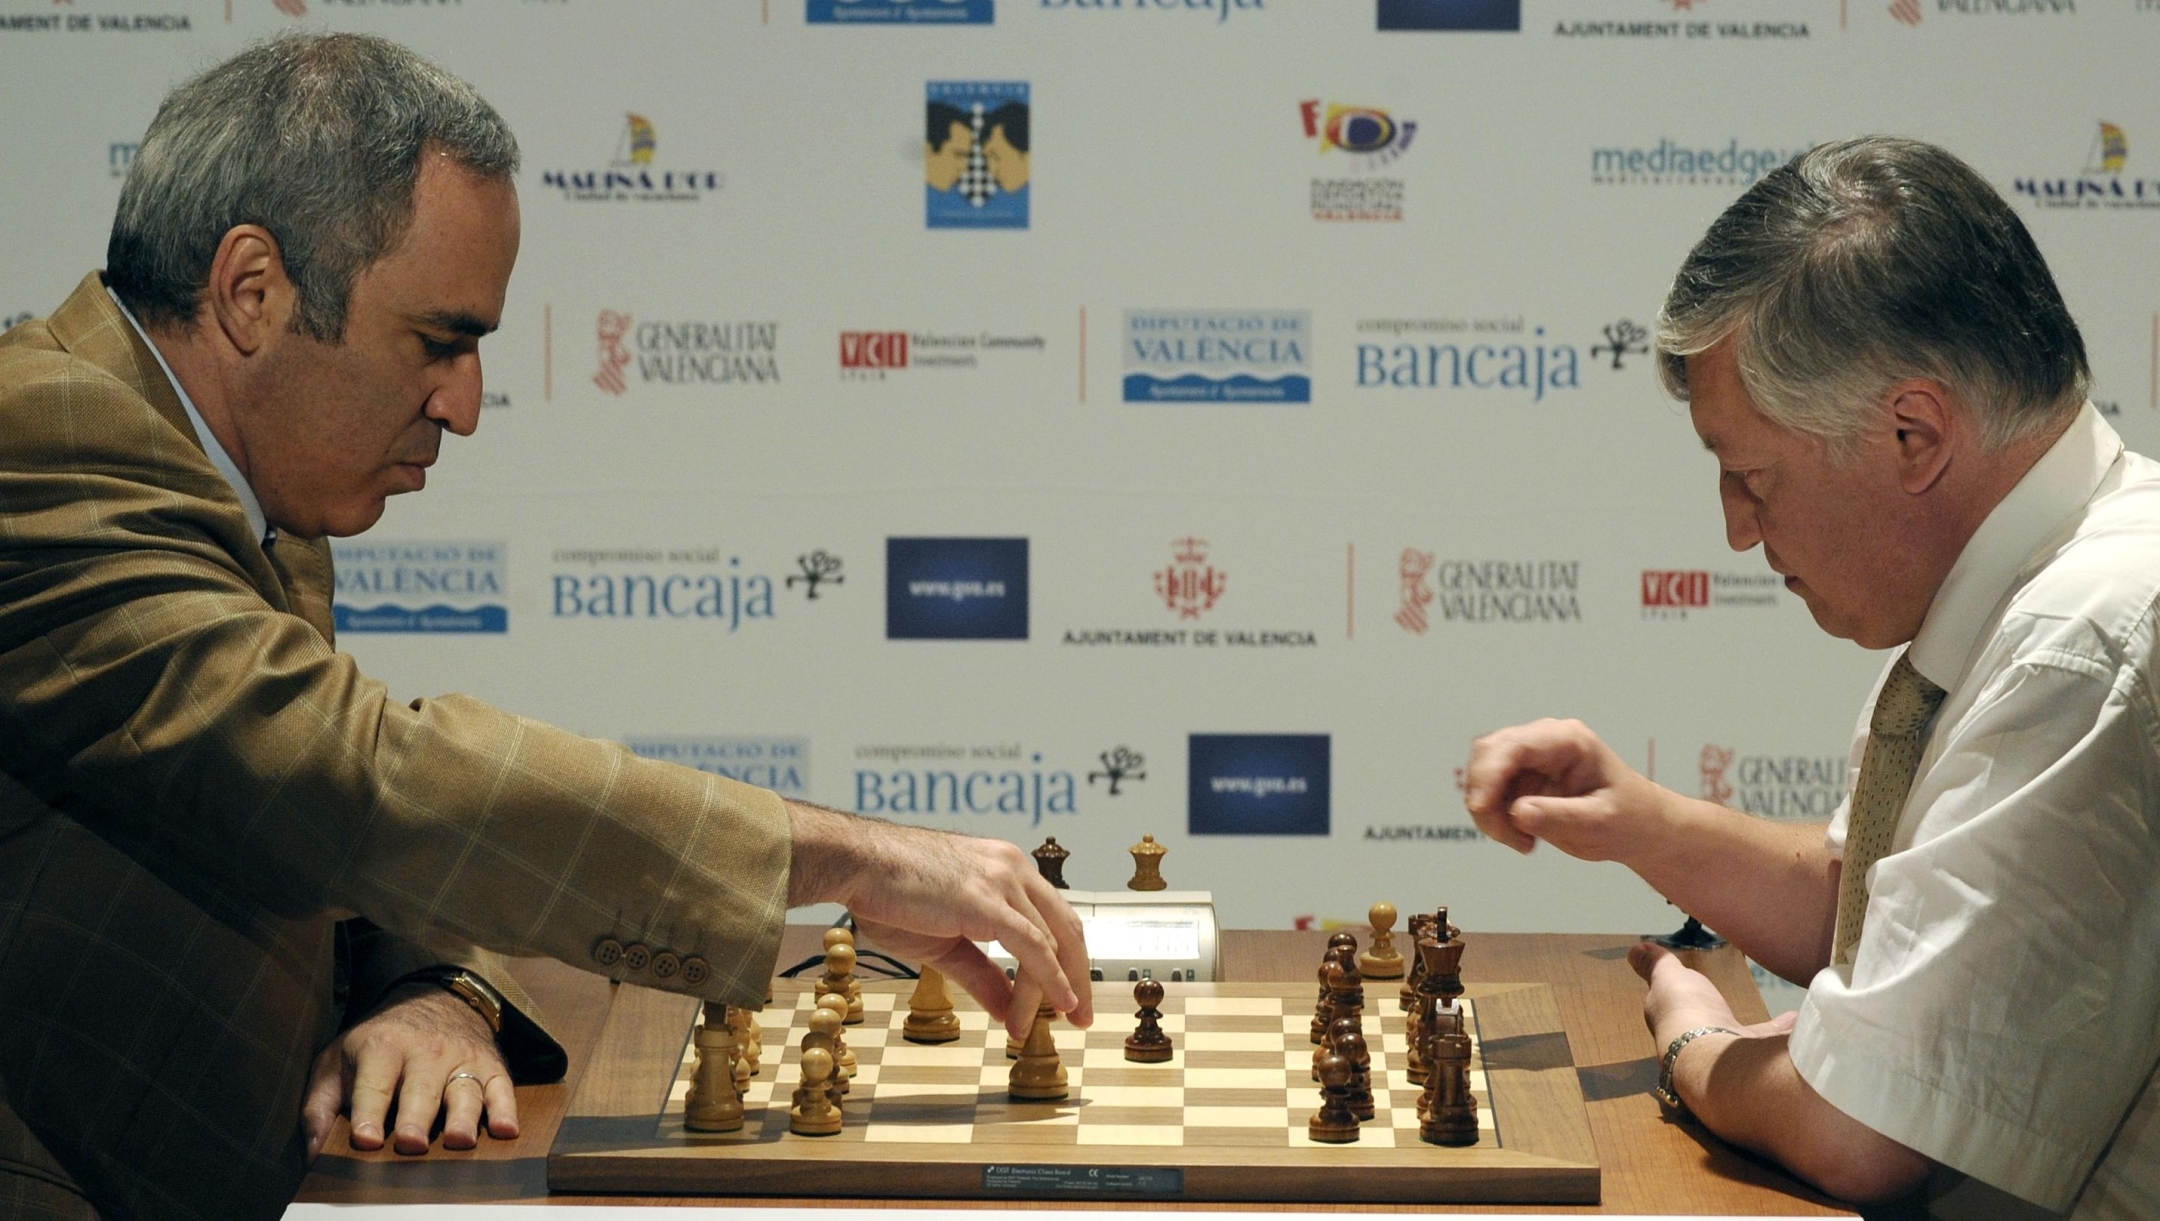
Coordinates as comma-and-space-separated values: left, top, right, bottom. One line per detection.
0, 275, 794, 1221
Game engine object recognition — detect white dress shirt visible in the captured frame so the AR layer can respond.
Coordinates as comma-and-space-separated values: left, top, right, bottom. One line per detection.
1790, 404, 2160, 1219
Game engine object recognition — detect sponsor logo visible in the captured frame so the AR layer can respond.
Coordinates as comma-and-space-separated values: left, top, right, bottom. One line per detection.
838, 327, 1048, 378
593, 312, 780, 395
1589, 319, 1651, 370
810, 0, 992, 22
108, 141, 135, 177
1088, 745, 1147, 795
1302, 99, 1414, 222
1378, 0, 1519, 30
1188, 733, 1331, 836
1155, 536, 1226, 620
541, 113, 722, 203
1042, 0, 1261, 21
1352, 316, 1592, 403
852, 741, 1078, 826
787, 549, 846, 600
1, 312, 32, 332
0, 2, 193, 33
1394, 558, 1583, 626
331, 540, 507, 633
549, 545, 781, 631
887, 537, 1029, 639
2013, 122, 2160, 211
1701, 743, 1848, 820
624, 736, 809, 796
1125, 310, 1311, 403
1554, 0, 1811, 38
1889, 0, 1921, 21
927, 81, 1029, 229
1591, 138, 1811, 187
1362, 824, 1487, 842
1641, 569, 1782, 619
1891, 0, 2075, 20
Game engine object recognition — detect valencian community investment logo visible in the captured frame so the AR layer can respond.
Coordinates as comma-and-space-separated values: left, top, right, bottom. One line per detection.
1124, 310, 1311, 403
330, 540, 507, 633
927, 81, 1029, 229
810, 0, 992, 21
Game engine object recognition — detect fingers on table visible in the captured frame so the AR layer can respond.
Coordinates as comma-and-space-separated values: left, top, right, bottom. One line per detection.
299, 1045, 346, 1160
346, 1052, 402, 1151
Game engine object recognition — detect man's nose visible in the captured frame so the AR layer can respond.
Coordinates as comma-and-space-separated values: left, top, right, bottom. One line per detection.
426, 352, 483, 437
1721, 479, 1762, 551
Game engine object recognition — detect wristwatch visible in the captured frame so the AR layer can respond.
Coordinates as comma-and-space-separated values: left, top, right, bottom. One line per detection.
405, 967, 506, 1036
1653, 1025, 1738, 1118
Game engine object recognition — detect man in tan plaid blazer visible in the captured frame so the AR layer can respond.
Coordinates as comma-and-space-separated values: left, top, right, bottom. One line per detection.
0, 34, 1090, 1221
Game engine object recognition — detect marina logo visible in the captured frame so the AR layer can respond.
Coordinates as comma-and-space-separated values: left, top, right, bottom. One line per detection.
810, 0, 992, 22
1302, 99, 1413, 221
1156, 536, 1226, 620
540, 113, 722, 203
787, 549, 846, 600
1188, 734, 1331, 836
1378, 0, 1519, 30
1591, 138, 1810, 187
331, 540, 507, 634
592, 312, 780, 395
1089, 746, 1147, 795
550, 545, 779, 630
2013, 122, 2160, 211
886, 536, 1030, 639
1392, 558, 1582, 626
852, 741, 1078, 826
1701, 743, 1848, 820
1352, 316, 1583, 403
927, 81, 1029, 230
1125, 310, 1311, 403
624, 736, 809, 796
1041, 0, 1261, 21
1641, 569, 1781, 619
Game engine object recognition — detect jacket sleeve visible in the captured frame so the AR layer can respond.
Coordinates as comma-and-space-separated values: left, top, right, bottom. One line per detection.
0, 348, 792, 1012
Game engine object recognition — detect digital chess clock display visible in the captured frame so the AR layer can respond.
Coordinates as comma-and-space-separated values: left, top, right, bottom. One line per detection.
1086, 917, 1201, 962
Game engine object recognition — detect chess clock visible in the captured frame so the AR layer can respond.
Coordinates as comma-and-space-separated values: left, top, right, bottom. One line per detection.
980, 889, 1223, 983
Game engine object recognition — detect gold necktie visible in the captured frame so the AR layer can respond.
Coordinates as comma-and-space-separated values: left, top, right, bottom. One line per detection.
1831, 652, 1946, 967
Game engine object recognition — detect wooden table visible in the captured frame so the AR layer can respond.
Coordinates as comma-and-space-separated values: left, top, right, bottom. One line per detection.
295, 928, 1855, 1215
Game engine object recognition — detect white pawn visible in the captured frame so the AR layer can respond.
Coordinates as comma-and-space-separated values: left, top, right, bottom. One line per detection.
790, 1047, 843, 1136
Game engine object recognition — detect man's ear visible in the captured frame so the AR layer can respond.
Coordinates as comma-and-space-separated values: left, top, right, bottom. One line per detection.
204, 224, 297, 356
1886, 379, 1955, 495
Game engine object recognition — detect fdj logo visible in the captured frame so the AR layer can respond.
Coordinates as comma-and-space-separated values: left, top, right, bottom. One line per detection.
1642, 570, 1708, 608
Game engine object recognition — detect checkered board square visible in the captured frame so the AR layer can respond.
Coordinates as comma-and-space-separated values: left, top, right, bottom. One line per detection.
665, 984, 1496, 1150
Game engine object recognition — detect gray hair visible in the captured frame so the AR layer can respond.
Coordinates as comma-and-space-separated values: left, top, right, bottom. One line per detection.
1656, 136, 2088, 458
107, 31, 519, 342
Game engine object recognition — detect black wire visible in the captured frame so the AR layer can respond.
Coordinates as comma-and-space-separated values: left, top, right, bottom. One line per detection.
775, 911, 922, 979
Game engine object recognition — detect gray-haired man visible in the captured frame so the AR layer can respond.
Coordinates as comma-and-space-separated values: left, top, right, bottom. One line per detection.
0, 33, 1090, 1221
1467, 138, 2159, 1218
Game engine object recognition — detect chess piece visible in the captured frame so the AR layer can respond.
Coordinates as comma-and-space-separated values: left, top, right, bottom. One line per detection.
1420, 1005, 1478, 1147
684, 1003, 745, 1132
1032, 837, 1071, 889
1307, 1050, 1360, 1143
1008, 1001, 1068, 1100
822, 925, 854, 955
903, 965, 963, 1044
817, 941, 865, 1025
815, 993, 856, 1089
1399, 913, 1436, 1011
1359, 902, 1405, 979
1126, 834, 1167, 891
1329, 945, 1366, 1021
789, 1047, 843, 1136
1124, 978, 1173, 1063
797, 1006, 845, 1108
1407, 935, 1451, 1086
1331, 1018, 1375, 1123
727, 1003, 761, 1076
1312, 933, 1356, 1045
1430, 935, 1466, 1011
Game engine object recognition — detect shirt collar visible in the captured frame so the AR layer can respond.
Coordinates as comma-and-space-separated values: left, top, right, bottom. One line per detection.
1907, 402, 2121, 687
107, 285, 275, 546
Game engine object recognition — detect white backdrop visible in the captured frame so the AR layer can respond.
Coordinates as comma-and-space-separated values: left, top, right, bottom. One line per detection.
4, 0, 2157, 954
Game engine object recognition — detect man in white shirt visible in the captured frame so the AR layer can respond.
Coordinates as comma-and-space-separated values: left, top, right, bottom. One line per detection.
1463, 136, 2159, 1217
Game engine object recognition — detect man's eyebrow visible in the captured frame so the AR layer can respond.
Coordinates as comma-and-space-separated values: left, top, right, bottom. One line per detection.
412, 310, 496, 337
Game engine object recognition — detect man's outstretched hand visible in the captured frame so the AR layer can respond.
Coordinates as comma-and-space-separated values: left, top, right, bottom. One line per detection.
787, 802, 1093, 1040
301, 983, 517, 1162
1462, 718, 1672, 864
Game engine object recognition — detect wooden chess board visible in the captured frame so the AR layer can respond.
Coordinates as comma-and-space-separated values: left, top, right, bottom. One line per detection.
548, 978, 1598, 1204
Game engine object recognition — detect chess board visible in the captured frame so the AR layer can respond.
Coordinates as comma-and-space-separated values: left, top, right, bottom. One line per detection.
548, 979, 1598, 1204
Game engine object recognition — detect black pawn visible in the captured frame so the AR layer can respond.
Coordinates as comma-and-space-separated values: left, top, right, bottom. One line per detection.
1032, 837, 1070, 889
1330, 1016, 1374, 1123
1124, 978, 1173, 1063
1308, 1051, 1360, 1143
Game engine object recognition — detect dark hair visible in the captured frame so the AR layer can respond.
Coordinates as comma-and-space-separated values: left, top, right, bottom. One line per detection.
1656, 136, 2088, 453
926, 102, 970, 152
986, 102, 1028, 154
106, 31, 518, 343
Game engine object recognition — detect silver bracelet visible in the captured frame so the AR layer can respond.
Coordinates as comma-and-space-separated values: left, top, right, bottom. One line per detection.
1653, 1025, 1739, 1118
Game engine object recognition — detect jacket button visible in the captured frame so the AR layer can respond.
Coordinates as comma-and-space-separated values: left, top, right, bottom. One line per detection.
622, 943, 651, 973
651, 951, 681, 980
681, 957, 710, 987
594, 938, 624, 968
